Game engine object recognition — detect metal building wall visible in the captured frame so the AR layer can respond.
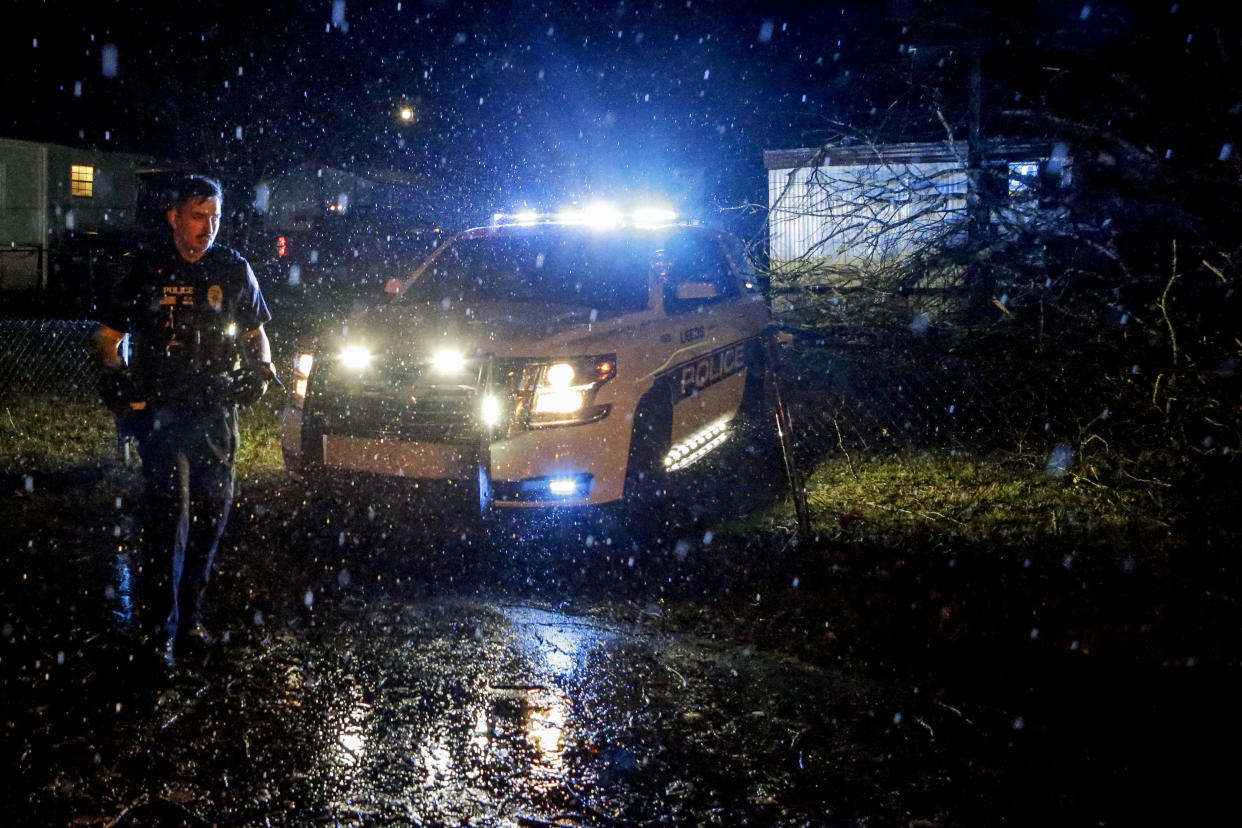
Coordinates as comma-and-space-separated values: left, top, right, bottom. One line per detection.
767, 160, 968, 267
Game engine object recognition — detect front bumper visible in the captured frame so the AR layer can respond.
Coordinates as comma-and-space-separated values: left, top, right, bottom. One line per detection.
281, 400, 631, 508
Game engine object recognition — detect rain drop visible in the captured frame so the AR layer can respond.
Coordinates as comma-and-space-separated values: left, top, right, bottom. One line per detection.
304, 589, 314, 608
101, 44, 118, 78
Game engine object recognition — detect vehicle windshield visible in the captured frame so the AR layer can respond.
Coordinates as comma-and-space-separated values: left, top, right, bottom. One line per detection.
403, 230, 656, 311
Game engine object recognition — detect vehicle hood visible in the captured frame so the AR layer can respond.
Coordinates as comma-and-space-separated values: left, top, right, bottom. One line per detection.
323, 300, 628, 357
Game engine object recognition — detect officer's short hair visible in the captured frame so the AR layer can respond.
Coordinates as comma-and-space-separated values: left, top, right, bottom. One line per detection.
171, 175, 223, 209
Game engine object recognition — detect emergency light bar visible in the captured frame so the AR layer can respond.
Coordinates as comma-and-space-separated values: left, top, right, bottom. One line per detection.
492, 202, 679, 229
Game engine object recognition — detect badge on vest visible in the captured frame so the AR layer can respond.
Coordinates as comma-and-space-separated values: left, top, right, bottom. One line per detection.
207, 285, 224, 311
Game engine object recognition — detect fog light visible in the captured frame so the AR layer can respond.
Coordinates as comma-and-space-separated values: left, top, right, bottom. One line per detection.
480, 394, 502, 426
548, 477, 578, 496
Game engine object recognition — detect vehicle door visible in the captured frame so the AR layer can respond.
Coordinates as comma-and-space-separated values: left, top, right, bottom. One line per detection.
655, 233, 757, 444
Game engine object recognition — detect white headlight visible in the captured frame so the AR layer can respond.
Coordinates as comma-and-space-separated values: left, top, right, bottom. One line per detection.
431, 348, 467, 374
339, 345, 373, 370
533, 389, 586, 415
545, 362, 575, 387
480, 394, 502, 426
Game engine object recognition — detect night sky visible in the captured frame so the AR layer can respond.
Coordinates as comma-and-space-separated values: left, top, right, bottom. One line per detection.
2, 0, 1236, 226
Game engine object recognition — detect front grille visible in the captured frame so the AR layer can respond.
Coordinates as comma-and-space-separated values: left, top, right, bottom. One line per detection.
305, 353, 521, 444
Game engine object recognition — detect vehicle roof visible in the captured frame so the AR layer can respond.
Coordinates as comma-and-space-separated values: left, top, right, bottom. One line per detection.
386, 221, 735, 299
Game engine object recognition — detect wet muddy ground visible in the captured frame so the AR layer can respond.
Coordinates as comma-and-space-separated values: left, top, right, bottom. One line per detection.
4, 464, 1242, 826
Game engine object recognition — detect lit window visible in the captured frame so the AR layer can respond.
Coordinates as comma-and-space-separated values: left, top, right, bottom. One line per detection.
70, 165, 94, 198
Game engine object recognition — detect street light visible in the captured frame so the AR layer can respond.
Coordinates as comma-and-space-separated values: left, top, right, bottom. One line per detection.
398, 105, 415, 123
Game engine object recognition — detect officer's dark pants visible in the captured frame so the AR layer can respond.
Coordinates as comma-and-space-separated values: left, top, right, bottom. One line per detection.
134, 403, 238, 648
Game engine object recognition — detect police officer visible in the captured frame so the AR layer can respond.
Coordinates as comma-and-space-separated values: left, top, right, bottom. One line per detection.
93, 174, 275, 669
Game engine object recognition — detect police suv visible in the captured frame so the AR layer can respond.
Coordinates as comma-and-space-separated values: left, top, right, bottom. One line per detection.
281, 205, 774, 511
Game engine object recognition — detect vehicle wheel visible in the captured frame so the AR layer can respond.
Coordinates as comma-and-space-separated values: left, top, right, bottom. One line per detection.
734, 340, 780, 458
623, 389, 674, 518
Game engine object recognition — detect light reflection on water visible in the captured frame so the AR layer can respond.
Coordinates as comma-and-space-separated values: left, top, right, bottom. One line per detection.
524, 688, 567, 790
504, 606, 614, 680
419, 739, 454, 783
332, 703, 371, 769
503, 606, 617, 792
305, 605, 619, 813
107, 549, 135, 630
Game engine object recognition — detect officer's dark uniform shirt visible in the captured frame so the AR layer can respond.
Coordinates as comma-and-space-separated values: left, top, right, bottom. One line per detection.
101, 242, 271, 409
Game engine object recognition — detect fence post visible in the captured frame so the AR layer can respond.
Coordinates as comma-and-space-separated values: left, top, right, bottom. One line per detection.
765, 331, 811, 538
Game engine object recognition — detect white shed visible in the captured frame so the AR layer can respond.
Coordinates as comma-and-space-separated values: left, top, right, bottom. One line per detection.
764, 141, 1054, 270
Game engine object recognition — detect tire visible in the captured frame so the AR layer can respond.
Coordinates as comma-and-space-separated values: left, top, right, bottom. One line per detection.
623, 388, 674, 515
734, 340, 780, 458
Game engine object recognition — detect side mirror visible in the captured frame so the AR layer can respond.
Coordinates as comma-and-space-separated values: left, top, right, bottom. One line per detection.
675, 281, 718, 301
384, 277, 403, 295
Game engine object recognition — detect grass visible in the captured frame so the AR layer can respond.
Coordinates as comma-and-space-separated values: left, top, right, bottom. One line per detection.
0, 393, 117, 474
790, 448, 1169, 550
0, 390, 286, 482
236, 396, 286, 482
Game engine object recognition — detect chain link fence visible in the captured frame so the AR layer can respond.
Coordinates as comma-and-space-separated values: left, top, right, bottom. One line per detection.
0, 313, 1089, 452
0, 319, 99, 400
